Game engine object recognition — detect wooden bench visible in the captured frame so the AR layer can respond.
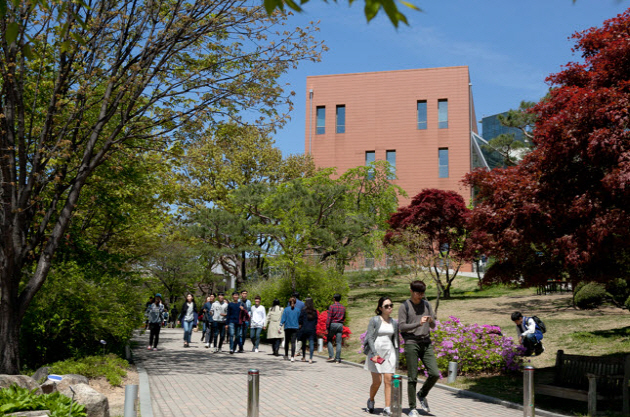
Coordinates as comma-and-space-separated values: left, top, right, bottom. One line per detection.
535, 350, 630, 415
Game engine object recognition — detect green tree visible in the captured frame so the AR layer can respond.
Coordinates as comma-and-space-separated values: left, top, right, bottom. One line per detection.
0, 0, 324, 373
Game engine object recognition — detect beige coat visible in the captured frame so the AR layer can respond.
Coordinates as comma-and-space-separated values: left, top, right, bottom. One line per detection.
265, 306, 284, 339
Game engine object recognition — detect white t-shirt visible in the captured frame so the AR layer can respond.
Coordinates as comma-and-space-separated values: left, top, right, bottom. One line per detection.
250, 305, 267, 328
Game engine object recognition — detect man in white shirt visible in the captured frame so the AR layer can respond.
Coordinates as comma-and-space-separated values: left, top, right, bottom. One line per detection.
211, 293, 228, 352
249, 296, 267, 353
511, 311, 544, 356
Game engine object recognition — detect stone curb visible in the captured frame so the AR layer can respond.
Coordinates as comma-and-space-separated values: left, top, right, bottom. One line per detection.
137, 363, 154, 417
313, 354, 570, 417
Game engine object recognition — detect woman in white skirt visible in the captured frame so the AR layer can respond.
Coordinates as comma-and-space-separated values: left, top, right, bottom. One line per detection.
363, 296, 399, 416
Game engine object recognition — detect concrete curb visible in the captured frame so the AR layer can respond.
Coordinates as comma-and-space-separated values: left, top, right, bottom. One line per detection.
137, 363, 153, 417
313, 354, 569, 417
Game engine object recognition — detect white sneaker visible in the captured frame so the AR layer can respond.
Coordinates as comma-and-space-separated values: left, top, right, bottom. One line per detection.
290, 357, 295, 362
205, 343, 210, 348
407, 410, 421, 417
147, 346, 152, 350
417, 394, 430, 413
254, 348, 259, 353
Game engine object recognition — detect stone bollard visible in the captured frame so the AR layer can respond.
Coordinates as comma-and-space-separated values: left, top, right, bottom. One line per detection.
124, 384, 138, 417
447, 361, 458, 383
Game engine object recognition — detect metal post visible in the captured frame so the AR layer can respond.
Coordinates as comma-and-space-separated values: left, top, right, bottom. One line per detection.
523, 366, 535, 417
124, 385, 138, 417
247, 369, 260, 417
447, 361, 458, 383
317, 337, 323, 353
391, 374, 402, 417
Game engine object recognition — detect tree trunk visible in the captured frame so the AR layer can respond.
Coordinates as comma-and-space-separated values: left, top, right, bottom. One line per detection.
0, 263, 22, 374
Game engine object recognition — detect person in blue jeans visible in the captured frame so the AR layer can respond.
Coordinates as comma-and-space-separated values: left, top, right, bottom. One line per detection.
511, 311, 544, 356
238, 290, 251, 353
326, 293, 346, 363
177, 293, 198, 348
225, 292, 242, 354
280, 296, 301, 362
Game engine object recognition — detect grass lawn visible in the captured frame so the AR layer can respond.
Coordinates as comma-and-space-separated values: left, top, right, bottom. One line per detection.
343, 270, 630, 416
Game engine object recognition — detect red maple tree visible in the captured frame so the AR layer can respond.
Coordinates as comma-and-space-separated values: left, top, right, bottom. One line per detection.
465, 9, 630, 284
384, 189, 470, 308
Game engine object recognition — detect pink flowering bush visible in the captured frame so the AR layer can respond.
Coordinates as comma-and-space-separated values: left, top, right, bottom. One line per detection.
359, 316, 525, 377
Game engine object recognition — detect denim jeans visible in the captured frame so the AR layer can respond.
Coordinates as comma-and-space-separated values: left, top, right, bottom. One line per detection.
149, 323, 161, 348
250, 327, 263, 349
404, 342, 440, 409
212, 322, 225, 349
238, 322, 248, 350
327, 322, 343, 360
228, 323, 238, 352
182, 320, 194, 343
300, 333, 316, 359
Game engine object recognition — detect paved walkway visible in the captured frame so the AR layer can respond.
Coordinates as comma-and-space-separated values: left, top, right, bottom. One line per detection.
134, 328, 525, 417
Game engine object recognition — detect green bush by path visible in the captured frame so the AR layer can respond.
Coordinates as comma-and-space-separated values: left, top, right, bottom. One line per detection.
0, 385, 86, 417
574, 282, 607, 309
47, 354, 129, 386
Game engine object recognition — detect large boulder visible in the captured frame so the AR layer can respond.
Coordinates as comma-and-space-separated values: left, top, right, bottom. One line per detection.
41, 374, 89, 394
59, 383, 109, 417
0, 375, 42, 394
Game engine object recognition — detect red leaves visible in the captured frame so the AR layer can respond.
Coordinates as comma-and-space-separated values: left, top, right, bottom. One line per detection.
464, 8, 630, 283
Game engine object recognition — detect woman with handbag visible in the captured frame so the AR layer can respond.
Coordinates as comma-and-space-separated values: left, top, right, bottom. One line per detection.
363, 296, 399, 416
265, 299, 284, 356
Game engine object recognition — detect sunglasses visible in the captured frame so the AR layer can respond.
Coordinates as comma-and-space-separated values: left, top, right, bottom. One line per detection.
382, 304, 394, 309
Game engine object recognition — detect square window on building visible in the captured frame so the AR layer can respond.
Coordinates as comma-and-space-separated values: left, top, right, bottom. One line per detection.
386, 150, 396, 179
439, 148, 449, 178
438, 99, 448, 129
336, 105, 345, 134
316, 106, 325, 134
417, 100, 427, 130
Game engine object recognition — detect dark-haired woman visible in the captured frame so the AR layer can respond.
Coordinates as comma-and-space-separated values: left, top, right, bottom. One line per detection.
363, 297, 399, 416
280, 296, 301, 362
178, 293, 198, 347
298, 297, 319, 363
265, 299, 284, 356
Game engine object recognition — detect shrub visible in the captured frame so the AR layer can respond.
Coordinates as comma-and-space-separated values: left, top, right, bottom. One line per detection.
606, 278, 630, 306
0, 385, 86, 417
358, 317, 524, 378
574, 282, 607, 309
20, 261, 144, 370
625, 295, 630, 311
47, 354, 129, 386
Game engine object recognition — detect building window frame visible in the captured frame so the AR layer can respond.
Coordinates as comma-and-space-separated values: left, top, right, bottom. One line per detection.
438, 99, 448, 129
417, 100, 427, 130
386, 150, 396, 180
336, 105, 345, 134
439, 148, 449, 178
316, 106, 326, 135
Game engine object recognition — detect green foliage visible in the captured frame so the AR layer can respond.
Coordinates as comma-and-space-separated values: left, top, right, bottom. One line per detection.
262, 0, 421, 28
47, 354, 129, 386
574, 282, 607, 309
625, 295, 630, 311
20, 261, 144, 370
605, 278, 630, 307
0, 385, 86, 417
248, 264, 349, 312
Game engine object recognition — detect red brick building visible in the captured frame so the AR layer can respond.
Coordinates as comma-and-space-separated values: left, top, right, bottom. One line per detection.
304, 66, 479, 206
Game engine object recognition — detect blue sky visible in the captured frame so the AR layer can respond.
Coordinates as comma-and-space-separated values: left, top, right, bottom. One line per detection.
271, 0, 629, 156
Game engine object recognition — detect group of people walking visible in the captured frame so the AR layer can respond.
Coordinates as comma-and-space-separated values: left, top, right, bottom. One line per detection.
144, 290, 347, 364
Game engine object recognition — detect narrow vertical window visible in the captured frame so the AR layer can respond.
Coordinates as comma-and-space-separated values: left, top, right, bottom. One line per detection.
336, 105, 345, 134
438, 99, 448, 129
386, 150, 396, 179
439, 148, 449, 178
316, 106, 325, 134
417, 100, 427, 130
366, 151, 375, 180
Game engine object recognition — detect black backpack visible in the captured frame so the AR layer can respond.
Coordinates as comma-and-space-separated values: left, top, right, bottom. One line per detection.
531, 316, 547, 333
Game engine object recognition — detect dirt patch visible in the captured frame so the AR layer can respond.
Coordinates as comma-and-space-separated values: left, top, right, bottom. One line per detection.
89, 366, 139, 417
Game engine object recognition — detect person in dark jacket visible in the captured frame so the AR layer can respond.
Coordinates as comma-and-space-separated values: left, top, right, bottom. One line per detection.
298, 297, 319, 363
177, 293, 198, 347
225, 292, 242, 354
202, 294, 216, 348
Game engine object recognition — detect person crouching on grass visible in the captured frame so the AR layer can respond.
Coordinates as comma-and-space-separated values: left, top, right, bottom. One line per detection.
511, 311, 544, 356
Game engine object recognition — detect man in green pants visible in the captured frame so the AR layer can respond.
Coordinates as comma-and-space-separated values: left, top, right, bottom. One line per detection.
398, 280, 439, 416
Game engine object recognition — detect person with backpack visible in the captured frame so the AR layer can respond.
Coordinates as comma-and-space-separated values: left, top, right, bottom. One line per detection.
398, 280, 439, 416
511, 311, 545, 356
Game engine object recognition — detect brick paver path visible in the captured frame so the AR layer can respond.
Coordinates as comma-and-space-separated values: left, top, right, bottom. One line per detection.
134, 328, 524, 416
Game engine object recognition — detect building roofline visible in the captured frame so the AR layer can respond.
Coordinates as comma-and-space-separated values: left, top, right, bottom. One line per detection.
306, 66, 470, 79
